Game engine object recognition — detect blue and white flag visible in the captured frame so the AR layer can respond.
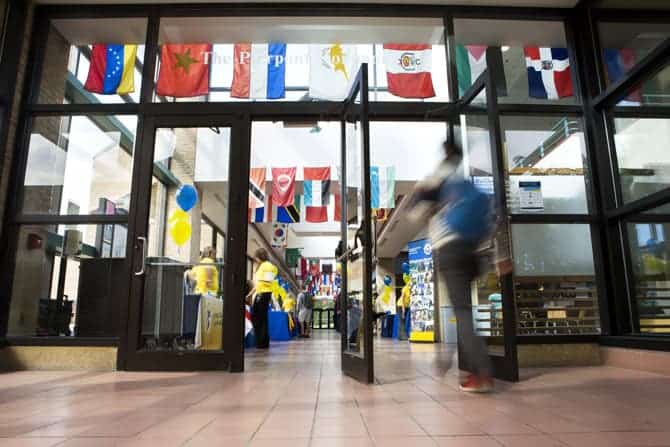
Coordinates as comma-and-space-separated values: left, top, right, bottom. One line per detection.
371, 166, 396, 209
524, 47, 573, 100
232, 43, 286, 99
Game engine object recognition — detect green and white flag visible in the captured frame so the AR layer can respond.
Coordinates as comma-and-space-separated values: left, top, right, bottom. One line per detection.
456, 44, 487, 97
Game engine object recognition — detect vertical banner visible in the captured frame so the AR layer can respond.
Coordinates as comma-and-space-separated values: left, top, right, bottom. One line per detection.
408, 239, 435, 342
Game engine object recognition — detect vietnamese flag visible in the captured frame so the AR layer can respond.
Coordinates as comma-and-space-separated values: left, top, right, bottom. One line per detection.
271, 167, 296, 207
156, 44, 212, 98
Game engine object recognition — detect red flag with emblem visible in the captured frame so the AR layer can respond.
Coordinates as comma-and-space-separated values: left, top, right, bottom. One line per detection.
156, 43, 212, 98
271, 167, 296, 207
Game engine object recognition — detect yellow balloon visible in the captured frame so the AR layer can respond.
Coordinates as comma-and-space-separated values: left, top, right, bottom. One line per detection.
170, 219, 191, 246
168, 209, 189, 224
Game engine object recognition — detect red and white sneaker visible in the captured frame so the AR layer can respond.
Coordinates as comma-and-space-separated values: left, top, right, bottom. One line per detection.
459, 374, 494, 393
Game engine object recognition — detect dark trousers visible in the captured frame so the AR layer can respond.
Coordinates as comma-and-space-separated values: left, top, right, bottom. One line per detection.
252, 292, 271, 349
438, 239, 491, 377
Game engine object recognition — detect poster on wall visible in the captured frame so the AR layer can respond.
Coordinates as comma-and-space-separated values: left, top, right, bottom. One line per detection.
408, 238, 435, 343
519, 180, 544, 211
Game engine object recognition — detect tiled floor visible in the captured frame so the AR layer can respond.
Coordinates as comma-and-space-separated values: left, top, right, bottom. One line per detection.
1, 331, 670, 446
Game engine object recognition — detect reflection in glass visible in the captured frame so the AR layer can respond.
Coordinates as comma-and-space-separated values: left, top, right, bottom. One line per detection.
502, 116, 589, 214
599, 21, 670, 89
141, 127, 230, 352
512, 224, 600, 335
344, 121, 366, 356
7, 224, 127, 337
628, 222, 670, 334
21, 115, 137, 216
612, 64, 670, 107
614, 117, 670, 204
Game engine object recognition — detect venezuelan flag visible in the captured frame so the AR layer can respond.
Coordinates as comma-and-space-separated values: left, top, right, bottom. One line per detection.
84, 44, 137, 95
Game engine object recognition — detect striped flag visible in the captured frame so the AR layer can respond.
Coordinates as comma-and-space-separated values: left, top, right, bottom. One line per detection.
370, 166, 396, 210
304, 167, 331, 223
249, 167, 266, 209
84, 44, 137, 95
456, 44, 487, 97
231, 43, 286, 99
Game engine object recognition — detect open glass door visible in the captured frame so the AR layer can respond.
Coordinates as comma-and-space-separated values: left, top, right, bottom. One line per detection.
120, 115, 250, 371
454, 49, 519, 382
339, 64, 374, 383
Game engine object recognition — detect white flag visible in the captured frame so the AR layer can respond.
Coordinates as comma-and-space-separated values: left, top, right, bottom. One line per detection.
309, 44, 359, 101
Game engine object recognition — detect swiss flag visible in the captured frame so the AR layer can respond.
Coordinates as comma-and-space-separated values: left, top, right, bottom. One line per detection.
383, 44, 435, 99
156, 44, 212, 98
271, 167, 296, 207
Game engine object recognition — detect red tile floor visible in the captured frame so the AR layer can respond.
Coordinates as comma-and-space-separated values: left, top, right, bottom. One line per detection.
1, 331, 670, 447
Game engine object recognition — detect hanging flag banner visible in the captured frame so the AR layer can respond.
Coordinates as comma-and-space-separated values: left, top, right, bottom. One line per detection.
231, 42, 286, 99
456, 44, 487, 97
309, 44, 358, 100
382, 44, 435, 99
248, 199, 269, 223
275, 194, 302, 224
303, 167, 331, 223
271, 223, 288, 248
249, 167, 267, 209
84, 44, 137, 95
271, 167, 297, 207
604, 48, 641, 105
370, 166, 396, 210
156, 43, 212, 98
524, 47, 573, 100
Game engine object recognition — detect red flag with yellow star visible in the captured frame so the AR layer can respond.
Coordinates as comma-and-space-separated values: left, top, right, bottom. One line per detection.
156, 44, 212, 98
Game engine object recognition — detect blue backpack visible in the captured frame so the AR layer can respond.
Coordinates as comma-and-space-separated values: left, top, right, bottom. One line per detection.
440, 179, 492, 243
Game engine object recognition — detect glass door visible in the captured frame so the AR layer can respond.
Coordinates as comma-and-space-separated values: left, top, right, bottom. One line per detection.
121, 115, 251, 371
339, 64, 374, 383
454, 49, 519, 382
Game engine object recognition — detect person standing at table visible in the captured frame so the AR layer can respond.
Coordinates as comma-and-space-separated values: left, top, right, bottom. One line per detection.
252, 248, 277, 349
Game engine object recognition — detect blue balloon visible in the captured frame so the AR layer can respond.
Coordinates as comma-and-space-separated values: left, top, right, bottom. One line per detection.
176, 184, 198, 212
383, 275, 392, 286
401, 262, 410, 274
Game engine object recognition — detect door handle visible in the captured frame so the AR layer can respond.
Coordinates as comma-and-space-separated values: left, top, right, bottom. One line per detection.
134, 236, 147, 276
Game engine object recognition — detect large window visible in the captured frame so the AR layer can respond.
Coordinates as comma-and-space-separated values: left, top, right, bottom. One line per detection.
512, 224, 600, 335
454, 19, 577, 105
20, 115, 137, 216
627, 221, 670, 334
36, 18, 146, 104
502, 115, 590, 214
7, 224, 127, 337
156, 17, 448, 102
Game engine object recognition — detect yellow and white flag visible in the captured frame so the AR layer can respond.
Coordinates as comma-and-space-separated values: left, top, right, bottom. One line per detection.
308, 44, 359, 101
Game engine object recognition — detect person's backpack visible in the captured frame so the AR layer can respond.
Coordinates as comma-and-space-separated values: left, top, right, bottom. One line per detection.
441, 179, 492, 243
303, 292, 314, 310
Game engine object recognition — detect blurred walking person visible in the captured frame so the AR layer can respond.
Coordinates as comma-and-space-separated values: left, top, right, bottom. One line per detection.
412, 139, 497, 393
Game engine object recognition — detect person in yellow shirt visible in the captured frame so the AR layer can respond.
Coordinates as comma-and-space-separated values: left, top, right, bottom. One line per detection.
252, 248, 278, 349
191, 246, 219, 296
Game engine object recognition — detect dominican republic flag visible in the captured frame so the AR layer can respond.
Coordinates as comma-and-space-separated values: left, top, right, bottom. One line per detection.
271, 167, 296, 207
309, 44, 358, 100
231, 43, 286, 99
383, 44, 435, 99
303, 167, 331, 223
456, 44, 487, 97
524, 47, 573, 100
274, 195, 301, 223
84, 44, 137, 95
604, 48, 641, 105
249, 167, 266, 209
370, 166, 396, 209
